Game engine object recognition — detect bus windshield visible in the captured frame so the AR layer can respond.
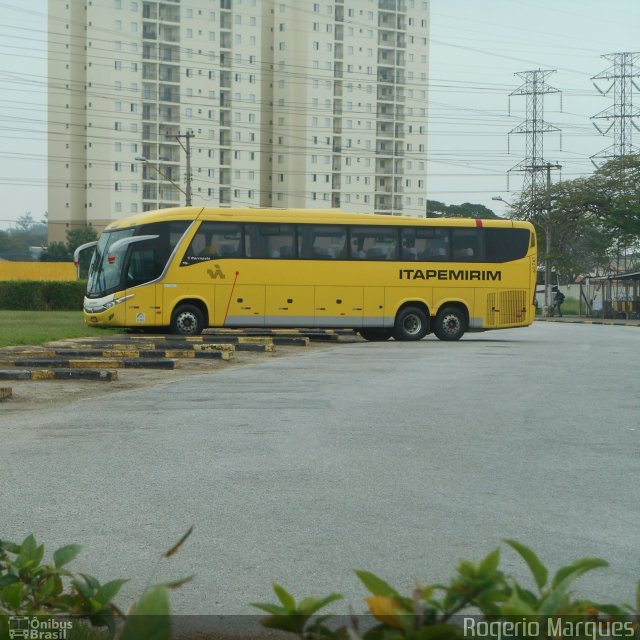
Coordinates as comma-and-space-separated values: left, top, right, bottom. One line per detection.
86, 228, 136, 297
87, 220, 192, 298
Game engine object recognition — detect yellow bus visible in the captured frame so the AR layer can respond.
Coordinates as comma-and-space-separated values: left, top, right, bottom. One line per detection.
81, 207, 537, 341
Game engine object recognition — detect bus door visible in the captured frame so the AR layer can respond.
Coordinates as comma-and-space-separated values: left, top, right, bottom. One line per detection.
116, 235, 163, 327
314, 286, 363, 328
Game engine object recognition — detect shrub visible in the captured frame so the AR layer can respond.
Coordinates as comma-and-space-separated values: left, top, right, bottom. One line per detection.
253, 541, 640, 640
0, 281, 86, 311
0, 529, 193, 640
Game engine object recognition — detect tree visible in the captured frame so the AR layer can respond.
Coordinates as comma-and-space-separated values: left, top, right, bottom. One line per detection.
426, 200, 499, 219
41, 241, 71, 262
508, 155, 640, 282
41, 226, 98, 266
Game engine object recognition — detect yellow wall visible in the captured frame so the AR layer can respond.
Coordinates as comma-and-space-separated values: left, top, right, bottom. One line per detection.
0, 261, 77, 281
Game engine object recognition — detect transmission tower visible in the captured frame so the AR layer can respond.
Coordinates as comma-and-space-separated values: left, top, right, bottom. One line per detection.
508, 69, 562, 200
591, 52, 640, 165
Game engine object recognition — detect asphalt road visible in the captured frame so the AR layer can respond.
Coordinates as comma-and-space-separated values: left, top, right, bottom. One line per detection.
1, 322, 638, 618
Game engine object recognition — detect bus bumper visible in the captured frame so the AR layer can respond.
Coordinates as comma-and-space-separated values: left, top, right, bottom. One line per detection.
83, 294, 130, 327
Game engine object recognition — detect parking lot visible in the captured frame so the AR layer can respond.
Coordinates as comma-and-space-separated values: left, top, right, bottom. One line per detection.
1, 321, 638, 618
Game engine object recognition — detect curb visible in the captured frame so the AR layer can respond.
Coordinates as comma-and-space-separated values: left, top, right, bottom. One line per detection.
7, 358, 178, 370
535, 317, 640, 327
0, 369, 118, 381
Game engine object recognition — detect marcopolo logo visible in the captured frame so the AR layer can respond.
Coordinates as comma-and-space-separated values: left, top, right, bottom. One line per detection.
9, 616, 73, 640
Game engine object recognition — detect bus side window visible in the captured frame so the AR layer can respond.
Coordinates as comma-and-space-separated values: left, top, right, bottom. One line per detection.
245, 223, 296, 258
351, 226, 398, 260
422, 229, 450, 261
452, 229, 481, 261
299, 225, 346, 260
181, 222, 243, 265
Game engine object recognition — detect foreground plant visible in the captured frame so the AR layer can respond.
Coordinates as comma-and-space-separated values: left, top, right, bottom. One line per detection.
0, 528, 193, 640
252, 541, 640, 640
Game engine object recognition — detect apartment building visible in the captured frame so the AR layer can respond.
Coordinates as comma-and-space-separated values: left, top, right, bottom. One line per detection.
47, 0, 429, 242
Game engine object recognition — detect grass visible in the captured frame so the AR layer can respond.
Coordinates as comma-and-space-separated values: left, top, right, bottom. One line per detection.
0, 310, 126, 348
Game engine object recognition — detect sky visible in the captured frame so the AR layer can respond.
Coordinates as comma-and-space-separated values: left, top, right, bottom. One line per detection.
0, 0, 639, 229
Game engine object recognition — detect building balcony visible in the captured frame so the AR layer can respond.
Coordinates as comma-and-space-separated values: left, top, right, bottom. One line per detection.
159, 65, 180, 82
142, 4, 158, 20
158, 6, 179, 22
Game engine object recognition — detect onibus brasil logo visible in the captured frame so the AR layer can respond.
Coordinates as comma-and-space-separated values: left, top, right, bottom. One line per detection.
8, 616, 73, 639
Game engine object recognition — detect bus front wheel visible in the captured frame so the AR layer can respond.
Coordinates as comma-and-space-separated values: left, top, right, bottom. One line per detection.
393, 306, 428, 341
171, 304, 205, 336
434, 307, 466, 341
358, 328, 393, 341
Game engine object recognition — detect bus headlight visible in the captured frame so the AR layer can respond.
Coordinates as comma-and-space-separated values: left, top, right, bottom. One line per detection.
84, 294, 133, 313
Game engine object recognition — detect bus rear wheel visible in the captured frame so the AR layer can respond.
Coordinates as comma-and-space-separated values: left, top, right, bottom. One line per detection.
171, 304, 205, 336
393, 306, 428, 341
358, 328, 393, 341
434, 306, 466, 341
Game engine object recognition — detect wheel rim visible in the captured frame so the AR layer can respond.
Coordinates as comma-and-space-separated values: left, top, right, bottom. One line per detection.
441, 313, 461, 337
403, 313, 422, 335
176, 311, 198, 334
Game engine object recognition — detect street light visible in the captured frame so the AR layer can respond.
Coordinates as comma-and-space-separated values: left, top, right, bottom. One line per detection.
135, 156, 191, 206
491, 195, 512, 206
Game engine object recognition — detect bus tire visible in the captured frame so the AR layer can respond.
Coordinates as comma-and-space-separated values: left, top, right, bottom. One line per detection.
434, 306, 466, 341
171, 304, 205, 336
358, 328, 393, 341
393, 306, 428, 341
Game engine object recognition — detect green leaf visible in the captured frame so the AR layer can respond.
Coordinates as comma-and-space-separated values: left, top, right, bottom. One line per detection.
551, 558, 608, 592
355, 570, 401, 599
53, 544, 82, 568
298, 593, 342, 616
80, 573, 101, 590
479, 548, 500, 575
504, 539, 548, 591
261, 614, 310, 634
72, 577, 93, 601
500, 590, 537, 617
17, 534, 37, 566
0, 540, 21, 554
40, 576, 60, 600
1, 582, 23, 610
273, 583, 296, 610
0, 575, 19, 590
95, 578, 128, 606
120, 587, 171, 640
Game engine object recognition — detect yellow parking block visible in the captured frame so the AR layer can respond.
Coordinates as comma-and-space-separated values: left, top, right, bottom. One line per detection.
69, 359, 120, 368
237, 337, 273, 345
30, 370, 56, 380
193, 343, 236, 352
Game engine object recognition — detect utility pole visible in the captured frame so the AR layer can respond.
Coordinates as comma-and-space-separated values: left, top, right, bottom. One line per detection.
173, 131, 194, 206
508, 69, 562, 314
544, 162, 562, 312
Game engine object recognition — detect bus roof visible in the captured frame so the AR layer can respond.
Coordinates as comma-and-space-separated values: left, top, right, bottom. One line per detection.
104, 206, 532, 231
